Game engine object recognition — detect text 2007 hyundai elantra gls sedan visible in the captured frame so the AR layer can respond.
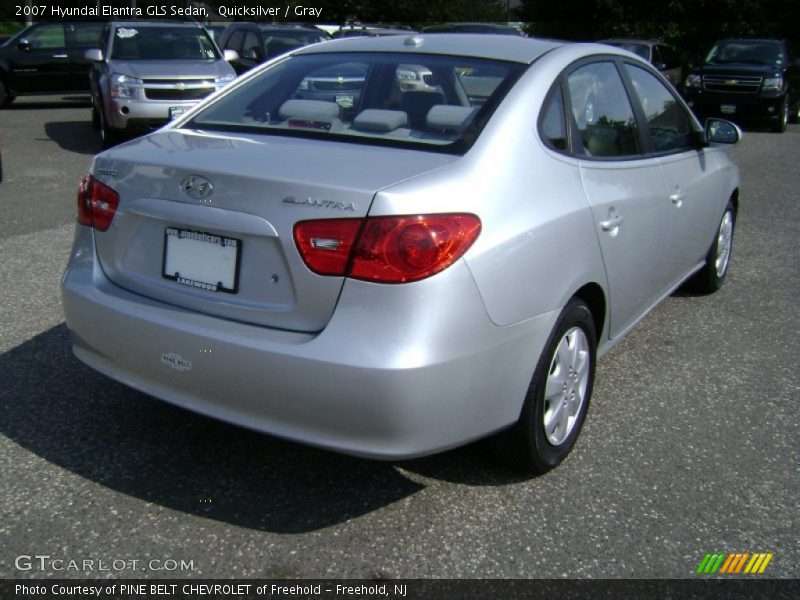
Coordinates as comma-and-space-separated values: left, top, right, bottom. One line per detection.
62, 34, 740, 473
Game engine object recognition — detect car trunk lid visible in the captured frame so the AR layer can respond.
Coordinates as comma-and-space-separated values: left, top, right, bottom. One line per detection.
91, 129, 457, 331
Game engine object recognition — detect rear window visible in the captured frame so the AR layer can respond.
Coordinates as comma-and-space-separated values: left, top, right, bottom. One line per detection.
110, 26, 219, 61
186, 52, 525, 153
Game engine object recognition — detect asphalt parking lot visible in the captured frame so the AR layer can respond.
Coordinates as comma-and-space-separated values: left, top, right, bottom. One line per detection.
0, 95, 798, 579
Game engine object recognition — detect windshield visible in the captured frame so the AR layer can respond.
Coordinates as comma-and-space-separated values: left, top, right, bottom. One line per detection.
186, 52, 525, 153
262, 30, 329, 57
705, 41, 783, 66
110, 26, 219, 61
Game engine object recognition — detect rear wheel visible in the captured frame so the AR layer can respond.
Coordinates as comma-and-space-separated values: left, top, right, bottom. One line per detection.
687, 201, 735, 293
493, 298, 596, 474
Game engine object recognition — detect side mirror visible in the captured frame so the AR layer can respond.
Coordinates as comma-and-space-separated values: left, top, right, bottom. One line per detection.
17, 39, 30, 51
223, 49, 239, 63
84, 48, 103, 62
705, 118, 741, 144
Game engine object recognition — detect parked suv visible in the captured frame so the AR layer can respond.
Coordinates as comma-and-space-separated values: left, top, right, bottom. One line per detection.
684, 38, 800, 132
218, 23, 329, 75
86, 21, 237, 146
0, 21, 105, 107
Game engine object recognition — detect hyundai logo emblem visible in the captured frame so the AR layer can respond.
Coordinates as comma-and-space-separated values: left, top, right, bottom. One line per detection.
180, 175, 213, 200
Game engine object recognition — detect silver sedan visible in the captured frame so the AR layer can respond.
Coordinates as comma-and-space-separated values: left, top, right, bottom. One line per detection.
61, 34, 740, 473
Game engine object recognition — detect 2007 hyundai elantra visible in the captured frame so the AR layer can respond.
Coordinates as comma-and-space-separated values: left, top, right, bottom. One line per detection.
62, 34, 740, 473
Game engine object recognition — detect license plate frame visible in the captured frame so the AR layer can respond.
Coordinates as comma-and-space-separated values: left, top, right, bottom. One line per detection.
169, 106, 189, 120
162, 227, 241, 294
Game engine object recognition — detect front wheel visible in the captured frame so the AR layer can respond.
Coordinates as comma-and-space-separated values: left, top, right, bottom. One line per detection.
98, 104, 120, 148
687, 202, 735, 293
770, 97, 788, 132
0, 79, 13, 108
492, 299, 596, 474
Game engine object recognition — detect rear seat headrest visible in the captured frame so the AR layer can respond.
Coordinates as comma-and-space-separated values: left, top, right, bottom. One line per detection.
352, 109, 408, 132
426, 105, 478, 131
278, 99, 340, 120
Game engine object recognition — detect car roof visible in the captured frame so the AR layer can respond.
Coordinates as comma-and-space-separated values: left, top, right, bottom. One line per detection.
296, 33, 563, 64
599, 38, 661, 46
715, 38, 785, 43
111, 21, 204, 29
422, 23, 521, 33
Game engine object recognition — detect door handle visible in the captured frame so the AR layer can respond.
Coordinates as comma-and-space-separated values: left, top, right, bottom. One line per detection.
52, 54, 68, 58
600, 215, 624, 231
669, 191, 686, 207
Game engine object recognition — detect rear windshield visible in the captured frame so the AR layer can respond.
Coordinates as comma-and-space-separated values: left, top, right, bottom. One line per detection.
186, 52, 525, 153
705, 41, 784, 66
110, 26, 219, 61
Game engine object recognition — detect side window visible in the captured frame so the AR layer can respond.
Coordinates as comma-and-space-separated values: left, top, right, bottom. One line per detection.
68, 23, 105, 49
225, 29, 245, 54
625, 63, 693, 153
24, 24, 66, 50
566, 61, 641, 158
540, 86, 568, 151
242, 32, 263, 62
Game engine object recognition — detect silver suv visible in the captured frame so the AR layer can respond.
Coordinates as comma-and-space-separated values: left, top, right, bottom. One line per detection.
86, 21, 237, 147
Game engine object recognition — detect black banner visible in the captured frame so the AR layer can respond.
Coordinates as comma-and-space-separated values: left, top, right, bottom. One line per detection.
4, 579, 800, 600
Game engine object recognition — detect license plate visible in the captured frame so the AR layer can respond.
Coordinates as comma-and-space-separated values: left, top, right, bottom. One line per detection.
169, 106, 189, 120
720, 104, 736, 114
335, 95, 354, 108
162, 228, 241, 294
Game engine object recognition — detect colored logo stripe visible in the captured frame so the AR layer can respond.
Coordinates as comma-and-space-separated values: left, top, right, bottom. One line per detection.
697, 552, 773, 574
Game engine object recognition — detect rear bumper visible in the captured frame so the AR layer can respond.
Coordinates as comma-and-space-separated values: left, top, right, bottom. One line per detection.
61, 225, 557, 459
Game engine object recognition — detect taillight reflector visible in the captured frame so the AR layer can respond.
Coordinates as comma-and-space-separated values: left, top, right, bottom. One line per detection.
77, 174, 120, 232
294, 214, 481, 284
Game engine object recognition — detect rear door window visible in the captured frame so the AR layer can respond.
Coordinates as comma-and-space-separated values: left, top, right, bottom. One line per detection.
566, 61, 642, 158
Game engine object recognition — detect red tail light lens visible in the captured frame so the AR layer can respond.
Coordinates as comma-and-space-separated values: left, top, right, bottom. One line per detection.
294, 214, 481, 283
350, 215, 481, 283
77, 174, 120, 232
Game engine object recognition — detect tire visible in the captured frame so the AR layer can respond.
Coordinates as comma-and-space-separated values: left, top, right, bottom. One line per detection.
0, 79, 13, 108
770, 97, 788, 133
791, 100, 800, 125
492, 298, 596, 474
91, 99, 100, 131
687, 201, 735, 293
98, 103, 120, 148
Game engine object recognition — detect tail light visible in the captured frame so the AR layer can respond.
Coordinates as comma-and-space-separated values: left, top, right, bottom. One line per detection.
294, 214, 481, 283
77, 174, 120, 232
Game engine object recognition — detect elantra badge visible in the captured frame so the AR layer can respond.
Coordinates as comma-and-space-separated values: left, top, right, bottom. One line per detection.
283, 196, 356, 211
